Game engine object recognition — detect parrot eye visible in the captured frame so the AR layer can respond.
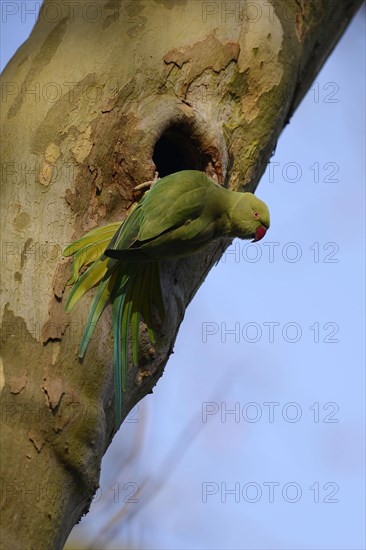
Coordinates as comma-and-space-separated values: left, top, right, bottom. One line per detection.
253, 211, 260, 219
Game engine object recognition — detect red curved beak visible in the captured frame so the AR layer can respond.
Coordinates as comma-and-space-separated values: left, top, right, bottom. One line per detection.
252, 225, 267, 242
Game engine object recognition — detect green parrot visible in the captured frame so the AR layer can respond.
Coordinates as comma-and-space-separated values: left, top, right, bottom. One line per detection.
63, 170, 270, 425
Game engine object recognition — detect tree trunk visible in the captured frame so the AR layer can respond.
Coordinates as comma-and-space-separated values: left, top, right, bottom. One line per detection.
0, 1, 362, 548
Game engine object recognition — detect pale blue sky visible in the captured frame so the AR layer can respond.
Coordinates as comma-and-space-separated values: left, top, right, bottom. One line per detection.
1, 3, 365, 549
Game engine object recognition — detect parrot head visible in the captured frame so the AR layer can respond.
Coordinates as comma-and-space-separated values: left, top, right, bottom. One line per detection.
231, 192, 270, 242
251, 198, 270, 242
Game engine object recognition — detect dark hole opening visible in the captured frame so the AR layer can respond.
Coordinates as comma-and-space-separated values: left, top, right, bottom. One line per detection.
153, 125, 209, 177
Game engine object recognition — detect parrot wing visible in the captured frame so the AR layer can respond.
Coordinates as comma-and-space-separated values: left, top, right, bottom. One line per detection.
106, 171, 214, 254
63, 222, 121, 285
138, 171, 212, 241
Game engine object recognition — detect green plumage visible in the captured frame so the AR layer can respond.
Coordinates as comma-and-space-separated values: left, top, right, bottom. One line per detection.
63, 170, 270, 426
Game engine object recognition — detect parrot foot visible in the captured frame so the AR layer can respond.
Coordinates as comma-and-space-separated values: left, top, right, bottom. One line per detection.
133, 171, 159, 200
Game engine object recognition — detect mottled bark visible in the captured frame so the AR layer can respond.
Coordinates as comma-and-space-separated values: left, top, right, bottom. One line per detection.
0, 0, 362, 548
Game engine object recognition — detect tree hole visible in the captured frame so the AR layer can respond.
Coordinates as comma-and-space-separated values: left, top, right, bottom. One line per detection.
153, 124, 210, 177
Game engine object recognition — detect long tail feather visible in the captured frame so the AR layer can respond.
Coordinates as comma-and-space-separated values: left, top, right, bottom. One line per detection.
64, 225, 165, 427
141, 263, 157, 343
112, 282, 127, 427
121, 281, 134, 391
152, 262, 165, 323
65, 258, 109, 313
79, 267, 118, 358
145, 262, 165, 340
130, 267, 146, 365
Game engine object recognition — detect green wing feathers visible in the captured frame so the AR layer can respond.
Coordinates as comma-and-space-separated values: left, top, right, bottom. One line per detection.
64, 222, 121, 284
65, 258, 110, 313
63, 222, 165, 426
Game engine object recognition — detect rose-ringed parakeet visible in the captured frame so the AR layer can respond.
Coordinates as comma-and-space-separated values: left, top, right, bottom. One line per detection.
63, 170, 270, 425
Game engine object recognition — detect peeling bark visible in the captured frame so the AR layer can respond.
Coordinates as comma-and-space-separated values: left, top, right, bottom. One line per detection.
0, 1, 362, 548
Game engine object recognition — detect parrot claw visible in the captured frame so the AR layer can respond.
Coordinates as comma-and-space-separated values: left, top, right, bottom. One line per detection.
133, 172, 160, 200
